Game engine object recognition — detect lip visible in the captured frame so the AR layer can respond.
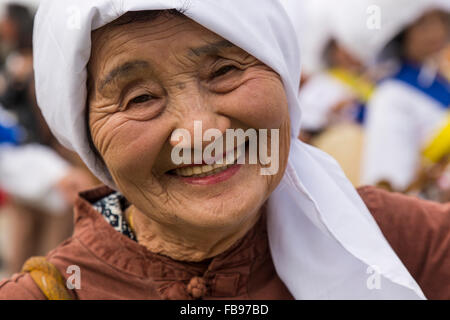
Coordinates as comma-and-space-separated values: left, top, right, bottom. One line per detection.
177, 164, 242, 185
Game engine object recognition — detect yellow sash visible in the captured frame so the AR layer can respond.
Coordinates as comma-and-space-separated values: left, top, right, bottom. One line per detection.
423, 114, 450, 164
328, 68, 375, 103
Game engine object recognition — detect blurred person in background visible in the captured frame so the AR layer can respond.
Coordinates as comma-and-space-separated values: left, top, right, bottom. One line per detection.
282, 0, 377, 186
0, 102, 21, 274
0, 4, 38, 142
404, 33, 450, 203
297, 39, 374, 186
0, 2, 97, 276
361, 0, 449, 199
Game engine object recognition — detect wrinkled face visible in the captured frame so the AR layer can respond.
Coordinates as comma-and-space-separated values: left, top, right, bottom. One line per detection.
403, 10, 449, 63
88, 13, 291, 231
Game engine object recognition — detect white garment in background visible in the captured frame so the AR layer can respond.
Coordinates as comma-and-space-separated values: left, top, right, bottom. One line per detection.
32, 0, 425, 299
362, 80, 448, 190
299, 73, 355, 131
0, 144, 70, 214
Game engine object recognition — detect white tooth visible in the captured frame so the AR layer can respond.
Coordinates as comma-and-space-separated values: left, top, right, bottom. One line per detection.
214, 162, 227, 169
176, 162, 234, 178
183, 167, 194, 177
193, 166, 202, 175
202, 165, 213, 173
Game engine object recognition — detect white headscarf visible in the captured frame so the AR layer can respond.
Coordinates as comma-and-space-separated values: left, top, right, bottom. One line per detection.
33, 0, 425, 300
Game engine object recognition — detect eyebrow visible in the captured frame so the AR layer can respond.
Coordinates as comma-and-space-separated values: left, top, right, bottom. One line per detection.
98, 60, 150, 92
98, 40, 236, 92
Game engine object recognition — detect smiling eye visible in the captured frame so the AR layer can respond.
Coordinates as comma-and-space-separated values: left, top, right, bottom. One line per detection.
130, 94, 153, 104
211, 65, 238, 79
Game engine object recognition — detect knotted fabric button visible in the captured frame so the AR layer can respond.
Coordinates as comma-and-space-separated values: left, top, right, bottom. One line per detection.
187, 277, 208, 299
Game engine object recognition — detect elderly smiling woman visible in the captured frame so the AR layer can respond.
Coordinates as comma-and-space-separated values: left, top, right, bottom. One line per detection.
0, 0, 449, 300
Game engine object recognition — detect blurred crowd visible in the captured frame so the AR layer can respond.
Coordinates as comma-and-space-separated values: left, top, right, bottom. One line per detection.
0, 0, 448, 278
0, 2, 97, 278
285, 0, 450, 201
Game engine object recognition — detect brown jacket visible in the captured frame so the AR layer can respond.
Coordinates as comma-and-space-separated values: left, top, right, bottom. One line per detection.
0, 186, 449, 300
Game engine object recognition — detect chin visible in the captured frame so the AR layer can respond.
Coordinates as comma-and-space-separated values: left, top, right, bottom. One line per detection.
175, 183, 267, 229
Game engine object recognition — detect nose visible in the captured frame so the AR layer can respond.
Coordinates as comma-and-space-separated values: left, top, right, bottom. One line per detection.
169, 93, 231, 150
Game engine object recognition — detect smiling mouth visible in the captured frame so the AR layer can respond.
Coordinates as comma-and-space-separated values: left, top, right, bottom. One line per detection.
168, 142, 246, 179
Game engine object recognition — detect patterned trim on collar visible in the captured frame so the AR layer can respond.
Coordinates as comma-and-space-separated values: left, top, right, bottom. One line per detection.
92, 192, 137, 241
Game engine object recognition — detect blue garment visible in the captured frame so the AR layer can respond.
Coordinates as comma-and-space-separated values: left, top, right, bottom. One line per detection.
0, 123, 21, 145
355, 103, 367, 125
391, 62, 450, 108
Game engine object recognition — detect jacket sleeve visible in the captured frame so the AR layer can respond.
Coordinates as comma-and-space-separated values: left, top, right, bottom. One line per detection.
0, 272, 47, 300
358, 186, 450, 300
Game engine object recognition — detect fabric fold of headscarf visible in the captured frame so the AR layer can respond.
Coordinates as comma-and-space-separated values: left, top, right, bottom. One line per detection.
33, 0, 425, 299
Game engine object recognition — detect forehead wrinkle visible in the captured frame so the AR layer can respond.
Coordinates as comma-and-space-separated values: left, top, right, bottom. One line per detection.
126, 18, 193, 39
91, 18, 193, 64
97, 18, 194, 52
92, 21, 204, 81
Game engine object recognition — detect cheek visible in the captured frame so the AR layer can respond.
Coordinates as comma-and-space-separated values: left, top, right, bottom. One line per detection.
227, 78, 291, 184
95, 115, 172, 181
224, 77, 289, 130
